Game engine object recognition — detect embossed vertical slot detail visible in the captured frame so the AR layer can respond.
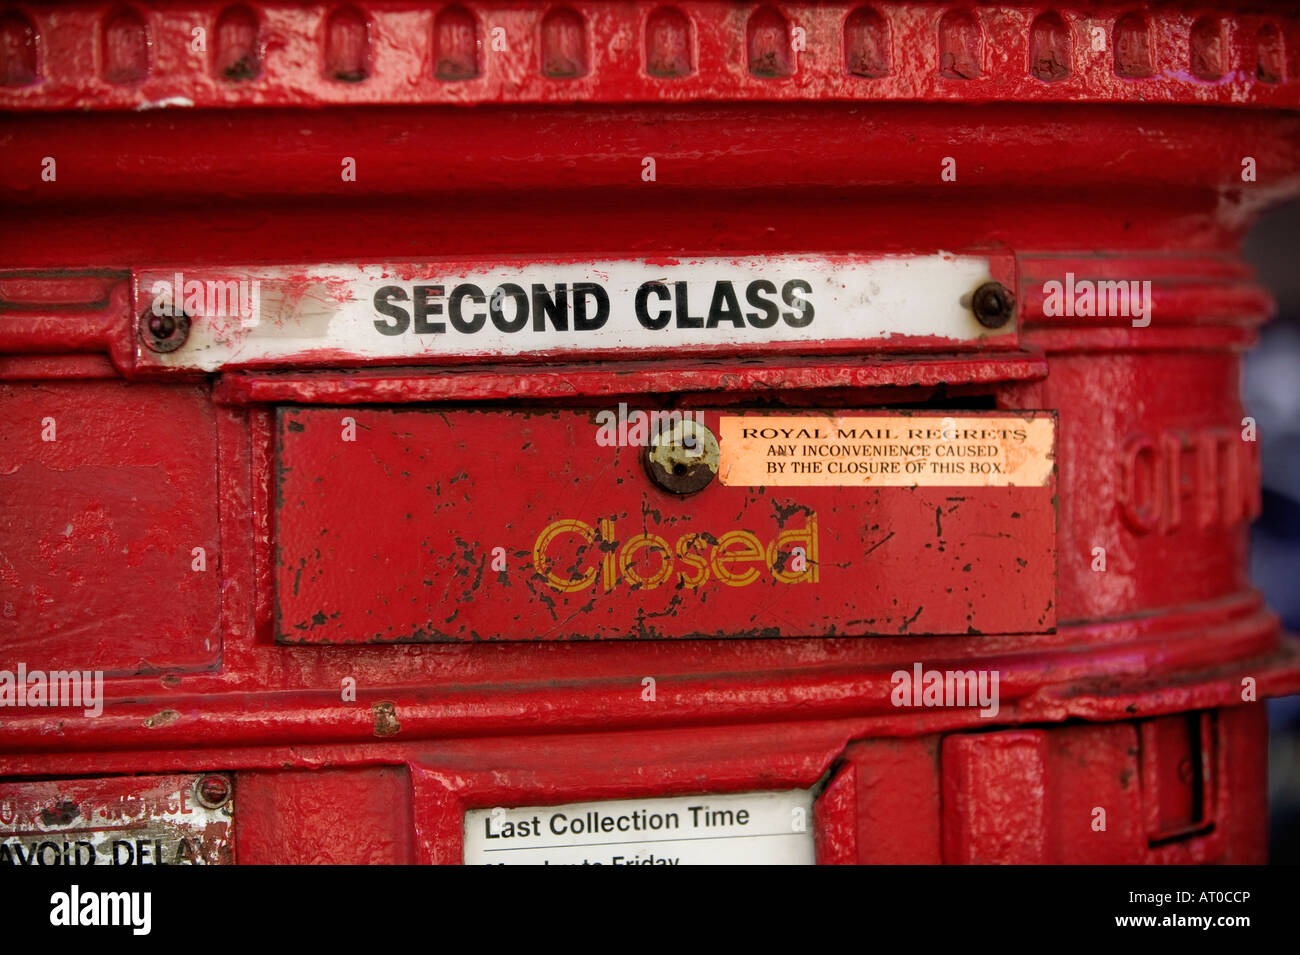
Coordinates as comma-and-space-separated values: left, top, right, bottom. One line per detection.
215, 5, 261, 81
541, 7, 587, 78
1113, 12, 1152, 79
435, 5, 479, 81
1256, 23, 1284, 84
938, 9, 982, 80
747, 6, 792, 78
0, 10, 38, 87
325, 6, 369, 82
1189, 17, 1224, 82
1140, 713, 1216, 845
844, 7, 890, 79
1029, 12, 1070, 82
645, 7, 691, 78
101, 7, 149, 85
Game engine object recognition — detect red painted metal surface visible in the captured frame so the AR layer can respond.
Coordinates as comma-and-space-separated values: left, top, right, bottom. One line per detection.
0, 380, 221, 674
1, 1, 1298, 864
1, 3, 1297, 110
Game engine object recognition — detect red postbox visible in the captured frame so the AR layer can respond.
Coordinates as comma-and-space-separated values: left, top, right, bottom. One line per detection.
1, 1, 1298, 865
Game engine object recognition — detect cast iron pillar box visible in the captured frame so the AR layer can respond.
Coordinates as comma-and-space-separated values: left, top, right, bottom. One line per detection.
1, 1, 1298, 864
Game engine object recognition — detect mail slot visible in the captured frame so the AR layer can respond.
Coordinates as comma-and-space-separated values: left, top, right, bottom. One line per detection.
1, 0, 1299, 868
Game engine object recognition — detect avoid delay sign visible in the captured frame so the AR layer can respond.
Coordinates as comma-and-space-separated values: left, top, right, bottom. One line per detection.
463, 790, 815, 865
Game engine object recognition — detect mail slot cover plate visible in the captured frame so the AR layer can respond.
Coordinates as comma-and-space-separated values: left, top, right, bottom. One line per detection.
274, 407, 1055, 642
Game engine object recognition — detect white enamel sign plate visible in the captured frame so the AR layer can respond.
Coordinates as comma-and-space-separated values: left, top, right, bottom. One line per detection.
0, 774, 234, 866
135, 253, 1004, 370
463, 789, 816, 865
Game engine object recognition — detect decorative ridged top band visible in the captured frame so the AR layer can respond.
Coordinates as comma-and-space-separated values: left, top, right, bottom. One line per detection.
1, 3, 1297, 110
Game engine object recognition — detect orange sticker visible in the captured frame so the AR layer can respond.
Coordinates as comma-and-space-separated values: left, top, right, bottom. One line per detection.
717, 414, 1055, 487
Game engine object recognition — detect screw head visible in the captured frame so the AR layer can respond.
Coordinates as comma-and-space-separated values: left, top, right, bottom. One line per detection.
194, 774, 232, 810
971, 281, 1016, 329
643, 419, 720, 496
139, 307, 191, 353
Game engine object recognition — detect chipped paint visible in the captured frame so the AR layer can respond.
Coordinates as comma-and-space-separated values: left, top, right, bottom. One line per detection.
0, 775, 233, 865
136, 255, 1006, 371
275, 406, 1056, 642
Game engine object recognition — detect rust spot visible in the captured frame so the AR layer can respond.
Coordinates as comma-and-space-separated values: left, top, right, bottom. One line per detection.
845, 6, 890, 78
372, 701, 401, 737
938, 9, 982, 80
747, 6, 792, 78
771, 499, 814, 524
1113, 13, 1152, 80
144, 709, 179, 728
40, 800, 79, 826
1029, 12, 1070, 82
1257, 23, 1285, 84
216, 5, 261, 81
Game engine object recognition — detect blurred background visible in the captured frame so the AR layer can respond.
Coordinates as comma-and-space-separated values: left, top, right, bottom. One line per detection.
1242, 200, 1300, 864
